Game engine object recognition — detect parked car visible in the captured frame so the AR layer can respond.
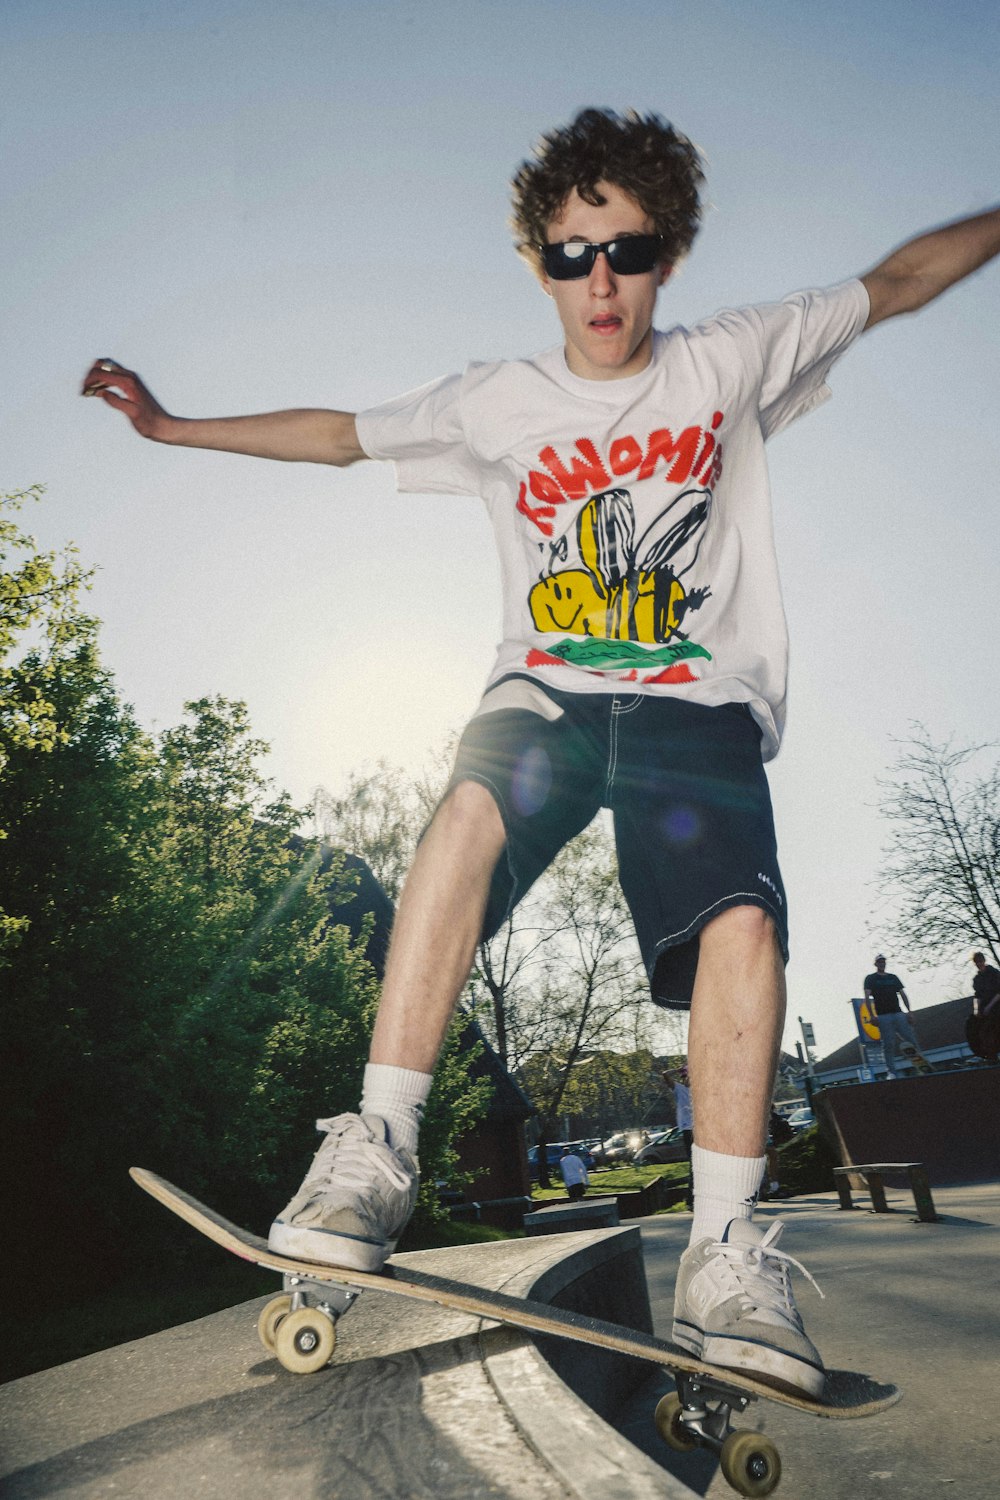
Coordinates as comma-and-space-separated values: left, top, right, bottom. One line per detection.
634, 1127, 687, 1165
787, 1107, 815, 1132
592, 1131, 639, 1167
527, 1141, 595, 1180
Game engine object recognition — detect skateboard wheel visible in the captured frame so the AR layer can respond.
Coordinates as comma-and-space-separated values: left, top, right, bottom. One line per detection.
257, 1294, 293, 1354
654, 1391, 699, 1453
719, 1429, 781, 1497
273, 1305, 337, 1374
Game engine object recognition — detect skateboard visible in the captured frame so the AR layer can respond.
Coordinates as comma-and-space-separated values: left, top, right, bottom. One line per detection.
131, 1167, 900, 1498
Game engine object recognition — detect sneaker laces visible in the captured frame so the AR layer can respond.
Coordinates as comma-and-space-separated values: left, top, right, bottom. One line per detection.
714, 1221, 824, 1320
306, 1114, 414, 1199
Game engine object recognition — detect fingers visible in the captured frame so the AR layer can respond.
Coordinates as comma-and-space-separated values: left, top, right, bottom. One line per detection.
81, 357, 131, 397
80, 358, 172, 440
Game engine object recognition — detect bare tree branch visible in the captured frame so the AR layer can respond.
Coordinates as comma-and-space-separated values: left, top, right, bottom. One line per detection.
875, 727, 1000, 968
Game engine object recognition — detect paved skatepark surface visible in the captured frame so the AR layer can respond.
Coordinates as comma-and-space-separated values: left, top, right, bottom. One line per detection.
2, 1183, 998, 1498
620, 1182, 1000, 1499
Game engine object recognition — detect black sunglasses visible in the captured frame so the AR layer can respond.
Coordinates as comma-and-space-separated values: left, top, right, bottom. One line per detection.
540, 234, 664, 281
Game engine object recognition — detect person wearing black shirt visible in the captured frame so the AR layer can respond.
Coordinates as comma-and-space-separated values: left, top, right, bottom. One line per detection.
969, 952, 1000, 1063
863, 955, 932, 1077
972, 953, 1000, 1014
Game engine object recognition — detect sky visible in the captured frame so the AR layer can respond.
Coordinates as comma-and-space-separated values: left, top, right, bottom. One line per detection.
2, 0, 998, 1059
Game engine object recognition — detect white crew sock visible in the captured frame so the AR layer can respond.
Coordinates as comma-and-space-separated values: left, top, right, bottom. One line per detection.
690, 1144, 766, 1244
360, 1063, 433, 1156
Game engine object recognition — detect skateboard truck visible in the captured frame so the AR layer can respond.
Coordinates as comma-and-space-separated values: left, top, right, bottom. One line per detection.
656, 1373, 782, 1497
256, 1275, 359, 1374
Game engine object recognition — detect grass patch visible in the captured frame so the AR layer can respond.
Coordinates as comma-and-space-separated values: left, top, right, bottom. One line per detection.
532, 1161, 688, 1202
401, 1216, 519, 1252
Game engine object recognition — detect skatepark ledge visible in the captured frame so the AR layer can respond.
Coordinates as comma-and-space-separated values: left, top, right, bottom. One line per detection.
0, 1225, 698, 1500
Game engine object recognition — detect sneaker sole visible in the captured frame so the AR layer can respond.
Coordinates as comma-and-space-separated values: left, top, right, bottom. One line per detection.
268, 1219, 394, 1273
699, 1331, 826, 1399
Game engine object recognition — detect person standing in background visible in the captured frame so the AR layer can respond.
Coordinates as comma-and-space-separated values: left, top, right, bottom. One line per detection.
863, 955, 932, 1077
665, 1064, 694, 1208
558, 1145, 589, 1202
968, 952, 1000, 1064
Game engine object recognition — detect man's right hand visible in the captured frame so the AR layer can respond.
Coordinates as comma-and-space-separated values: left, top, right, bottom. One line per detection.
81, 359, 174, 442
80, 358, 365, 466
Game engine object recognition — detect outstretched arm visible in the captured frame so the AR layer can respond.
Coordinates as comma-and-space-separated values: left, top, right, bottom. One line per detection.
861, 204, 1000, 329
81, 359, 365, 467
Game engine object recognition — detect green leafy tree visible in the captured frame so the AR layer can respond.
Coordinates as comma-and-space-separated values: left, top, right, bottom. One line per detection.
0, 484, 95, 950
2, 491, 490, 1332
3, 672, 488, 1283
0, 626, 169, 1271
554, 1048, 661, 1138
312, 750, 449, 901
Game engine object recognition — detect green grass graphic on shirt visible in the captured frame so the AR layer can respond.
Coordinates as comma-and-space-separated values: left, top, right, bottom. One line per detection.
547, 638, 712, 672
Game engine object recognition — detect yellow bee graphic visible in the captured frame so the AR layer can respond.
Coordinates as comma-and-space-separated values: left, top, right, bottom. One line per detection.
529, 486, 711, 645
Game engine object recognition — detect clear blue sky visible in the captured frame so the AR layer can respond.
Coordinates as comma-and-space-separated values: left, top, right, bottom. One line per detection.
2, 0, 997, 1056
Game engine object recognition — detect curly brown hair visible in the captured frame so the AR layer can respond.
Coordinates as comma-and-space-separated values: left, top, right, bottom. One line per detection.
511, 108, 704, 278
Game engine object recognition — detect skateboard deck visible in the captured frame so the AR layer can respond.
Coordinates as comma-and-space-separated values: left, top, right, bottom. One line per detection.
132, 1167, 900, 1496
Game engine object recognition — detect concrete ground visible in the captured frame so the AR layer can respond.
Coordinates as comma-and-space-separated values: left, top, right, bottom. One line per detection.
617, 1182, 1000, 1499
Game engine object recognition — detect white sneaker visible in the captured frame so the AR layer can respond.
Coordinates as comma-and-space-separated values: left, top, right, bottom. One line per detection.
672, 1218, 825, 1397
269, 1113, 419, 1272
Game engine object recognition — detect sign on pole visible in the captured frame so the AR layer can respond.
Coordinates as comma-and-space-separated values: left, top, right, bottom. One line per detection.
851, 997, 881, 1042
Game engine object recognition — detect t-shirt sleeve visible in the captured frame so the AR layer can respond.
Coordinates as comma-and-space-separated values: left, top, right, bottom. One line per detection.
354, 371, 483, 497
749, 279, 870, 439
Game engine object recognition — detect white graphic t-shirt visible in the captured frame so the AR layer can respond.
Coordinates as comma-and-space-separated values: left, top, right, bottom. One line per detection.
356, 279, 869, 760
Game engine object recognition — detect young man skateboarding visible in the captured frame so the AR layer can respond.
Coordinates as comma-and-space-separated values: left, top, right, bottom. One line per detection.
83, 108, 1000, 1397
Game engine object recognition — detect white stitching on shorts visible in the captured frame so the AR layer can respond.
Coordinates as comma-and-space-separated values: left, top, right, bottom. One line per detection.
651, 892, 785, 956
606, 694, 643, 800
606, 708, 620, 799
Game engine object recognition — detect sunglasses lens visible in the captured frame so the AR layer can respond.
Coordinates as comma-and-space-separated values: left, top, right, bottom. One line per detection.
542, 242, 595, 280
542, 236, 662, 280
608, 235, 661, 274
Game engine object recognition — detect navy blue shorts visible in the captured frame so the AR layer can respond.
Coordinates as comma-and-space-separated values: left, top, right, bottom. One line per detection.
443, 684, 787, 1010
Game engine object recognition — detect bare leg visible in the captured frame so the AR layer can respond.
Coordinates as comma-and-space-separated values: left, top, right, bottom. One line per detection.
673, 909, 826, 1398
369, 780, 506, 1072
687, 905, 786, 1156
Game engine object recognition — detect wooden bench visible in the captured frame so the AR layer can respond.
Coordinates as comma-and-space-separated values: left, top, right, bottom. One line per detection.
833, 1162, 940, 1223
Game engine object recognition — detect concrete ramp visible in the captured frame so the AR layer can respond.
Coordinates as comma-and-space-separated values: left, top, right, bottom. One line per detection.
1, 1227, 697, 1500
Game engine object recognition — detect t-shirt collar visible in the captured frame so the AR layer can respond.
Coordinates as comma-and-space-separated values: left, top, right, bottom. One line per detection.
542, 329, 667, 401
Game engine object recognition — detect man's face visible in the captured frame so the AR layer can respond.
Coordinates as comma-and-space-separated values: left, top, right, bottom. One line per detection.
540, 180, 670, 382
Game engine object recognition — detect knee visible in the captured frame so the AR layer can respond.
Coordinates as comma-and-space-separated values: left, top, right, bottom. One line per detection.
434, 779, 506, 848
700, 903, 779, 959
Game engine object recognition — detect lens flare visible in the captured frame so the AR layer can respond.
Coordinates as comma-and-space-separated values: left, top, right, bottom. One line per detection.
511, 745, 553, 816
663, 806, 700, 845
